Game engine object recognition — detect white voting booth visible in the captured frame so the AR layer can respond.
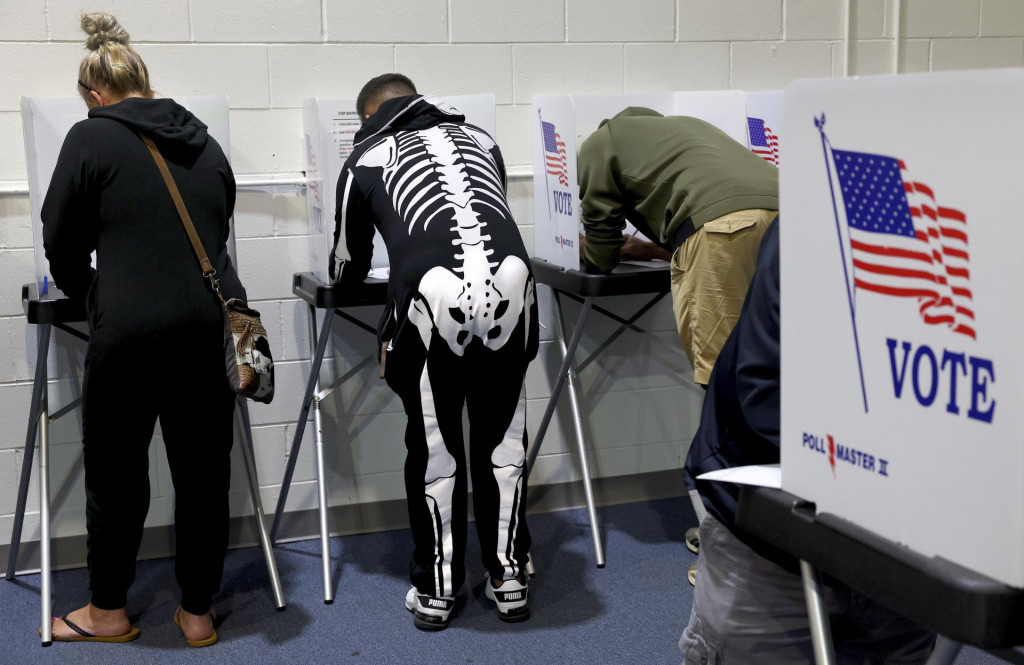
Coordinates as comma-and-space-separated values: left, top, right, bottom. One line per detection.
303, 94, 497, 283
531, 90, 778, 269
21, 96, 233, 297
528, 90, 776, 566
780, 69, 1024, 588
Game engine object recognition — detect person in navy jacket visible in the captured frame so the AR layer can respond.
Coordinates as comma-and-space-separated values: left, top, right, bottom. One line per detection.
679, 220, 936, 664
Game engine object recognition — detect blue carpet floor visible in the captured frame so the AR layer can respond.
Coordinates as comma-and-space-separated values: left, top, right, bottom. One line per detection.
1, 498, 1020, 664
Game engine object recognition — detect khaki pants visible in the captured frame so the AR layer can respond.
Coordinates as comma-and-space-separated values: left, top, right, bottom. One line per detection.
670, 209, 776, 385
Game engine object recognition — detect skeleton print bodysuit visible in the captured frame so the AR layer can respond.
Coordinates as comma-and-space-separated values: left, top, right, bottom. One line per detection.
330, 95, 539, 599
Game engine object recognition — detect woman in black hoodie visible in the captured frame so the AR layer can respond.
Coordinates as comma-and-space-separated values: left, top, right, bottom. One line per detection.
41, 13, 243, 647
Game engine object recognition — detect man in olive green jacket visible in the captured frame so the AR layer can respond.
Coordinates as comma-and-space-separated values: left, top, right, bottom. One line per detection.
578, 107, 779, 386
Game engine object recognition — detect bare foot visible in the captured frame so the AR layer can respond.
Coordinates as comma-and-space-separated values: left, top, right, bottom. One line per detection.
176, 607, 215, 643
51, 604, 131, 639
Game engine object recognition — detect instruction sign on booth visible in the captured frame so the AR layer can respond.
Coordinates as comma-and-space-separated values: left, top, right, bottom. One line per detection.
780, 69, 1023, 587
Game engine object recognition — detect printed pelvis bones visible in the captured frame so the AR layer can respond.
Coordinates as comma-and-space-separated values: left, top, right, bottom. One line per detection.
357, 122, 532, 356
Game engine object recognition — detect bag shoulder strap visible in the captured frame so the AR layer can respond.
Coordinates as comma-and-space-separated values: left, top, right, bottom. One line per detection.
139, 134, 218, 283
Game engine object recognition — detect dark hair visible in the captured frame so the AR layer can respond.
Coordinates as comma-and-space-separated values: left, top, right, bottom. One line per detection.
356, 73, 417, 119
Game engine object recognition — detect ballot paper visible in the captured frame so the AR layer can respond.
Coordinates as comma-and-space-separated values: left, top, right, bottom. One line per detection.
697, 464, 781, 489
618, 223, 669, 268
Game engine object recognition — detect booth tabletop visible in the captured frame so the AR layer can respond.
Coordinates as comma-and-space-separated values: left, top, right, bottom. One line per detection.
22, 284, 86, 325
735, 486, 1024, 648
292, 272, 389, 309
529, 258, 670, 298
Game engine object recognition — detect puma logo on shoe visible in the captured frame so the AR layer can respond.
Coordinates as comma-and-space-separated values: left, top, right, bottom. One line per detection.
484, 574, 531, 622
407, 588, 455, 631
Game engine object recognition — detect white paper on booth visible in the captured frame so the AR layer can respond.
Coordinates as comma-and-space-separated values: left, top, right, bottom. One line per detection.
624, 220, 660, 242
698, 465, 782, 489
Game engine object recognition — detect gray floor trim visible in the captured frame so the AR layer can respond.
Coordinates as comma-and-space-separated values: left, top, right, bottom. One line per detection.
1, 469, 686, 576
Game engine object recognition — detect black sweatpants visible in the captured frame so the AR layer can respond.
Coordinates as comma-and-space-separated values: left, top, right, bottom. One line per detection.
81, 323, 235, 615
385, 316, 533, 598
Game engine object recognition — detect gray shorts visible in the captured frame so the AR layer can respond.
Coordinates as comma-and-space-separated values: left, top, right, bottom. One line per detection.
680, 514, 936, 665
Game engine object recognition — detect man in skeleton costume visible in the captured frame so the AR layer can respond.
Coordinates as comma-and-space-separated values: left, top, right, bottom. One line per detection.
330, 75, 539, 630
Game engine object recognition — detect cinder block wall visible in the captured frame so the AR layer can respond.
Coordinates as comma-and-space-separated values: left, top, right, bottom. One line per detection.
1, 0, 1022, 548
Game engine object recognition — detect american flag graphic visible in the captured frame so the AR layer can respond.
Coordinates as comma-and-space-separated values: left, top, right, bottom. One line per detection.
541, 120, 569, 187
831, 147, 975, 339
748, 117, 779, 166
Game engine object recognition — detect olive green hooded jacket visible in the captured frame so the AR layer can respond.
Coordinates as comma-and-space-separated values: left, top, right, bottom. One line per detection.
578, 107, 779, 273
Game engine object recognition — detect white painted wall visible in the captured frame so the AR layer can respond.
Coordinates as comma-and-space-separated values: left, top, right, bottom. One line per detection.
2, 0, 1023, 546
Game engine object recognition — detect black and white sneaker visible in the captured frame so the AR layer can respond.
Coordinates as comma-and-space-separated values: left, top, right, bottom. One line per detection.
484, 574, 530, 622
405, 587, 454, 631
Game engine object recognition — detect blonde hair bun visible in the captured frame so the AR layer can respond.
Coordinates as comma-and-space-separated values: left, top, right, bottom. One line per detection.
81, 13, 131, 51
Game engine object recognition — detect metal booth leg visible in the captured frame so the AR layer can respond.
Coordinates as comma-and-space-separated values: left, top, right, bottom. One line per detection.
271, 304, 337, 603
234, 399, 285, 610
523, 291, 597, 574
13, 324, 57, 647
526, 293, 594, 475
37, 324, 54, 646
270, 304, 334, 539
308, 306, 335, 604
551, 293, 605, 567
924, 636, 963, 665
7, 324, 51, 585
800, 560, 837, 665
38, 353, 53, 646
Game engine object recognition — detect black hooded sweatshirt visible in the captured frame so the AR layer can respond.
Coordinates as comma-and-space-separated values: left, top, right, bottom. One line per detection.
42, 97, 244, 341
330, 94, 536, 357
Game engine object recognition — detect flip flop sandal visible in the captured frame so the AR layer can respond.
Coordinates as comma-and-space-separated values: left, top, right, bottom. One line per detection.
46, 614, 140, 643
173, 606, 218, 648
